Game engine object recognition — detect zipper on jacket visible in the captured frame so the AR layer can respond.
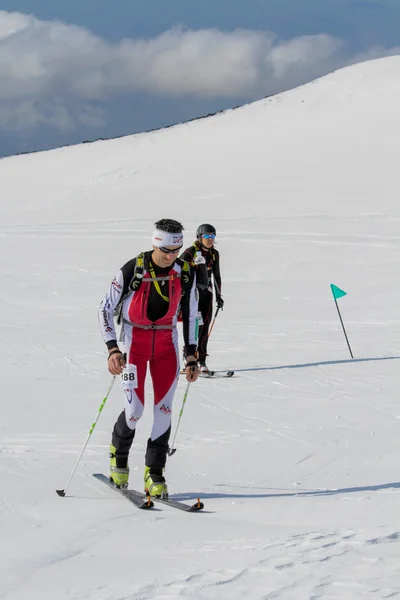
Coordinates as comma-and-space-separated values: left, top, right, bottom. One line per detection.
142, 285, 148, 319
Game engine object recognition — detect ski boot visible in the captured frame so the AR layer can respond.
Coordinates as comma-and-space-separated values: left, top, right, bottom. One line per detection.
109, 444, 129, 489
199, 361, 210, 375
144, 466, 168, 498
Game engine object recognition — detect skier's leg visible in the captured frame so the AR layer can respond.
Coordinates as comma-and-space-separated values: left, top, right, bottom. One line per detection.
198, 290, 213, 366
110, 329, 150, 486
144, 330, 180, 496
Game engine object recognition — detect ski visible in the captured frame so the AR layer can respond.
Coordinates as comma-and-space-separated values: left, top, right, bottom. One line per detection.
92, 473, 154, 509
200, 370, 235, 378
181, 370, 234, 378
124, 488, 204, 512
152, 495, 204, 512
93, 474, 204, 512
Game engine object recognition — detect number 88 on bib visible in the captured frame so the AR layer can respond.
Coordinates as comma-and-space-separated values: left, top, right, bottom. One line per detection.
121, 364, 138, 390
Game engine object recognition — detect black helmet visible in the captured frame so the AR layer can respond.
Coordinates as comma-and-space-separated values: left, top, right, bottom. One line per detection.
196, 223, 216, 239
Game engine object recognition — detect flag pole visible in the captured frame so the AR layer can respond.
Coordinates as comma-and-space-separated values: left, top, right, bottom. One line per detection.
330, 284, 353, 358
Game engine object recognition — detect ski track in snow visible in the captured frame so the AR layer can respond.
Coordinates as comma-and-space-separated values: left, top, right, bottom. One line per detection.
3, 529, 399, 599
128, 530, 400, 600
1, 225, 399, 251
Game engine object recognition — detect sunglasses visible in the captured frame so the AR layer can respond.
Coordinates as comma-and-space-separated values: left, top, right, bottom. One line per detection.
202, 234, 216, 239
159, 245, 183, 255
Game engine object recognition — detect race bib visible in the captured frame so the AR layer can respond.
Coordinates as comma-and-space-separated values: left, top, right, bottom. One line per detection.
121, 364, 138, 390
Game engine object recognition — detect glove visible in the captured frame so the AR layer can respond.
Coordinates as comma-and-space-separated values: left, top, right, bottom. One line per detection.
194, 252, 206, 266
185, 356, 199, 382
216, 296, 224, 310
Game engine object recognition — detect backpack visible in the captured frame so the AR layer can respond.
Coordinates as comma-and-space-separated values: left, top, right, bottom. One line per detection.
116, 251, 191, 324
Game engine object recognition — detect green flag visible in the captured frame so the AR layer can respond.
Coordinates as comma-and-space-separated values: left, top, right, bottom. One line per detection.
330, 284, 347, 300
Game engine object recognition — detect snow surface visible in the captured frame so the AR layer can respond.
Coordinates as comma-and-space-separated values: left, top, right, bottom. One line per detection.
1, 56, 400, 600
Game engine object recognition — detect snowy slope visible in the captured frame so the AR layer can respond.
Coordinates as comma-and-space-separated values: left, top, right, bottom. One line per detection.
1, 56, 400, 600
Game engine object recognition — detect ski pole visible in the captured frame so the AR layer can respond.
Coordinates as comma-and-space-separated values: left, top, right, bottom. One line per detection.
56, 375, 117, 497
208, 306, 220, 339
168, 381, 191, 456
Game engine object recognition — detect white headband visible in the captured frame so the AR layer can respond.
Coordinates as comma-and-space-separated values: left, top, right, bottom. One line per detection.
152, 229, 183, 248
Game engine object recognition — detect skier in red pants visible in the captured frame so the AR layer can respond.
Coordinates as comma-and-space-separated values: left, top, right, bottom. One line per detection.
99, 219, 199, 497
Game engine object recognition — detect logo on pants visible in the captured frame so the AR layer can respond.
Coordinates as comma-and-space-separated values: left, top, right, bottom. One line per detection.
160, 404, 171, 414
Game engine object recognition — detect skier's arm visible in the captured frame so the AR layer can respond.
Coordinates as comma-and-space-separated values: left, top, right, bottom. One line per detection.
212, 250, 222, 296
181, 268, 199, 357
212, 251, 224, 308
98, 258, 136, 350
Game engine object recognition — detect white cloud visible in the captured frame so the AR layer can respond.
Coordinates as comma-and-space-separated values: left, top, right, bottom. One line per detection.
0, 10, 32, 40
118, 28, 271, 97
0, 10, 399, 132
265, 34, 345, 79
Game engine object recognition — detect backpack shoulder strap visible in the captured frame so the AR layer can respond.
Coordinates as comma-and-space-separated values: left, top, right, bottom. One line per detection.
174, 257, 191, 292
129, 251, 147, 292
115, 252, 148, 324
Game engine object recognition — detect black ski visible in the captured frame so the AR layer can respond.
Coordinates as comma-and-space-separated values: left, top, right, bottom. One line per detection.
93, 474, 204, 512
181, 370, 234, 378
201, 370, 235, 378
92, 473, 154, 509
152, 495, 204, 512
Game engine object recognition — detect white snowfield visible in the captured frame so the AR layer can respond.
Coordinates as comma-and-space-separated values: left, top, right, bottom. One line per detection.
1, 56, 400, 600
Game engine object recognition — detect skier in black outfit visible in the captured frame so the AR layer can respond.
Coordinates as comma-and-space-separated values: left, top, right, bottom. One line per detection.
180, 224, 224, 373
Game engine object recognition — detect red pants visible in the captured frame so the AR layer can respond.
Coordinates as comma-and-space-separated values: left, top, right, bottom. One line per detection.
112, 326, 180, 470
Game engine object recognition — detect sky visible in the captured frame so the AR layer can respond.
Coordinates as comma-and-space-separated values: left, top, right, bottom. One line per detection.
1, 56, 400, 599
1, 1, 400, 157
